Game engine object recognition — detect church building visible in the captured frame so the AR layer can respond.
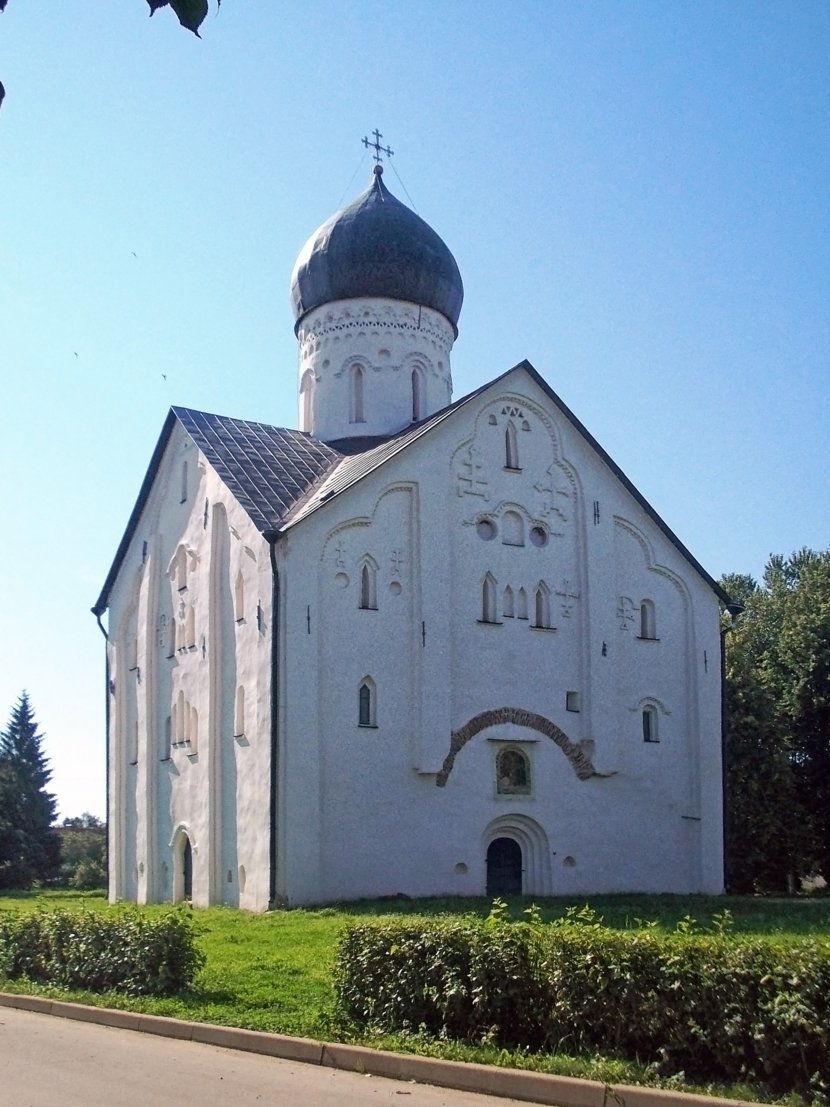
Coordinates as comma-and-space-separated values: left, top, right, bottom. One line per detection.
94, 162, 730, 910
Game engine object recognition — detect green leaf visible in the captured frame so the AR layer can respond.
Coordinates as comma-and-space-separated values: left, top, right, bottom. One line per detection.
169, 0, 210, 35
148, 0, 212, 36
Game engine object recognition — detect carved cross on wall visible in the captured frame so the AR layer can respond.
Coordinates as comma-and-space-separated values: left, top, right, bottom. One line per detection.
556, 579, 580, 618
617, 596, 636, 631
456, 447, 489, 499
533, 465, 569, 521
334, 541, 346, 569
390, 550, 405, 579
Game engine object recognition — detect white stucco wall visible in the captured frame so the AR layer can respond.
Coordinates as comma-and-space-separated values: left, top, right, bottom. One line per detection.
106, 423, 274, 911
296, 298, 455, 442
108, 365, 723, 911
277, 365, 724, 904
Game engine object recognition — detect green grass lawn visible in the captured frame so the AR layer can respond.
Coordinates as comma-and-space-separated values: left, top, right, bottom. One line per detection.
2, 890, 828, 1103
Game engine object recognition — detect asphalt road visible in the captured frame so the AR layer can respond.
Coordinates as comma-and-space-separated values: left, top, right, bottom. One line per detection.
0, 1007, 536, 1107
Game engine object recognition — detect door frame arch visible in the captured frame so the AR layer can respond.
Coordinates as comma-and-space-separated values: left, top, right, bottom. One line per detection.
481, 813, 552, 896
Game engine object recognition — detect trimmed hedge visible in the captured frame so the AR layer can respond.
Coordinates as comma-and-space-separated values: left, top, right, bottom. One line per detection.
0, 907, 205, 995
334, 907, 830, 1100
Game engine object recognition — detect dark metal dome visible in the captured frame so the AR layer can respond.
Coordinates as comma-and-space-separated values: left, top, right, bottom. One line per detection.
290, 166, 463, 335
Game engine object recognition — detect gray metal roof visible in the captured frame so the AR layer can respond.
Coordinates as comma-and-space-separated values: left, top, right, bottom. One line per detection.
289, 166, 464, 335
92, 408, 342, 614
173, 408, 340, 533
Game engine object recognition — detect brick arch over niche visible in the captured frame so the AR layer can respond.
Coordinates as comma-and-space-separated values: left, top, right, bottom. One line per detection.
436, 707, 599, 787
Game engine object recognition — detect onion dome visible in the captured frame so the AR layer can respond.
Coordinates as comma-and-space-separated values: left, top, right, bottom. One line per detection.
290, 165, 464, 336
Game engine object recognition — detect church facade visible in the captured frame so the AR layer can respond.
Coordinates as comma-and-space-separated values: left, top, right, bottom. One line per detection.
95, 165, 729, 910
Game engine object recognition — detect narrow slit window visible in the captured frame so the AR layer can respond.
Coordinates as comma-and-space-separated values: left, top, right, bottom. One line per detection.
180, 460, 188, 503
350, 364, 365, 423
174, 546, 187, 592
358, 679, 376, 727
642, 705, 659, 743
175, 691, 185, 745
482, 573, 498, 623
234, 570, 245, 622
234, 685, 245, 737
185, 604, 196, 649
534, 583, 551, 629
505, 421, 520, 469
639, 600, 656, 639
411, 367, 425, 422
300, 370, 315, 432
503, 585, 514, 618
359, 561, 377, 610
517, 587, 528, 620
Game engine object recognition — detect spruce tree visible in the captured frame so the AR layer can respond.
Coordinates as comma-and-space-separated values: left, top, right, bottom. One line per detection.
0, 692, 60, 887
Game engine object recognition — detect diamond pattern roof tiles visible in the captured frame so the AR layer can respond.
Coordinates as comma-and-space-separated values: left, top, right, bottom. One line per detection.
173, 408, 341, 533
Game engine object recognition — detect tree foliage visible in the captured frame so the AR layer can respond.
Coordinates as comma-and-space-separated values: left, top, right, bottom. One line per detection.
0, 0, 218, 34
0, 692, 60, 888
57, 813, 107, 890
0, 0, 219, 110
723, 548, 830, 891
146, 0, 220, 37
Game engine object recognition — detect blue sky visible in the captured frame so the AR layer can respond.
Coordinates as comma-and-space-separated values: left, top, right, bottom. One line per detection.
1, 1, 828, 820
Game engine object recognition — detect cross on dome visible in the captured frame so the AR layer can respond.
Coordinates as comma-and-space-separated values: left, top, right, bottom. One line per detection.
362, 128, 393, 165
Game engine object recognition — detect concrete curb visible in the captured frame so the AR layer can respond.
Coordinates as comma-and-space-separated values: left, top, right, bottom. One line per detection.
0, 992, 763, 1107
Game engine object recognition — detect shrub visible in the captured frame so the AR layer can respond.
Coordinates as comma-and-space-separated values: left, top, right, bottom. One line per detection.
334, 907, 830, 1100
0, 906, 205, 995
335, 912, 546, 1047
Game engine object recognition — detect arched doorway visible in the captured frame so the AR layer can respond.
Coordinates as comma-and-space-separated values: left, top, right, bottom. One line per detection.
486, 836, 522, 896
171, 828, 194, 903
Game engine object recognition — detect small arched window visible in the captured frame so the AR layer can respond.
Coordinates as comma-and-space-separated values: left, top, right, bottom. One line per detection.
496, 747, 531, 795
173, 546, 187, 592
503, 585, 514, 618
642, 705, 659, 743
411, 367, 425, 422
359, 561, 378, 610
234, 685, 245, 737
358, 678, 376, 727
639, 600, 656, 640
185, 604, 196, 649
189, 706, 199, 752
517, 587, 528, 621
482, 572, 498, 623
349, 364, 365, 424
300, 370, 315, 432
534, 583, 551, 629
505, 421, 520, 470
234, 570, 245, 622
502, 510, 524, 546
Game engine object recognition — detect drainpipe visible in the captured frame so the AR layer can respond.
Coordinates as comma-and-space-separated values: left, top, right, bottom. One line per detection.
264, 531, 281, 909
92, 608, 110, 892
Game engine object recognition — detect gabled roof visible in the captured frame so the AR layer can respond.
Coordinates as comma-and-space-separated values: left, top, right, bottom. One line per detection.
281, 361, 731, 605
94, 362, 731, 615
92, 408, 341, 615
173, 408, 340, 532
